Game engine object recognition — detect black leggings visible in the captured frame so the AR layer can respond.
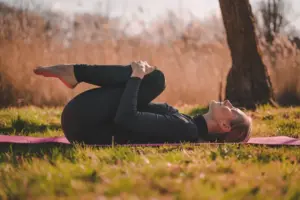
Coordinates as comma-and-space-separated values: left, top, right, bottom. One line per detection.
61, 64, 198, 145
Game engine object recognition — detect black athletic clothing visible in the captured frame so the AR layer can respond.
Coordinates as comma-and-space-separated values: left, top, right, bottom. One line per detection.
61, 64, 209, 145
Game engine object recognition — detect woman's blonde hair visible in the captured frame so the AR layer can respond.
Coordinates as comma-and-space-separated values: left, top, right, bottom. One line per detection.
223, 110, 252, 142
204, 110, 252, 143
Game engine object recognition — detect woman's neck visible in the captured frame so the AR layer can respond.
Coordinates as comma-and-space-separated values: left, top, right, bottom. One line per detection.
203, 113, 221, 133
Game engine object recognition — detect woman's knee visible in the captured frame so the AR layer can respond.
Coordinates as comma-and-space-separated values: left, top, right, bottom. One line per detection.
149, 69, 166, 92
137, 69, 166, 106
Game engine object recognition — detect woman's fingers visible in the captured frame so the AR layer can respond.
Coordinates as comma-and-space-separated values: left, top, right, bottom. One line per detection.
145, 65, 155, 74
131, 60, 155, 76
144, 62, 155, 75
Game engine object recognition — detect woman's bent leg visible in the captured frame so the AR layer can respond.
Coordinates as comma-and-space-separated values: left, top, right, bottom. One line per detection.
74, 64, 132, 87
74, 64, 166, 107
61, 69, 166, 144
61, 87, 125, 144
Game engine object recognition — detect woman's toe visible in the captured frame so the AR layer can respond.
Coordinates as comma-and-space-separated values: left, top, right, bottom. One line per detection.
33, 67, 43, 74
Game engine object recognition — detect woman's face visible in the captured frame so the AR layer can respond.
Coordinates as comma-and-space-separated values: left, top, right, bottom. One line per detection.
209, 100, 238, 122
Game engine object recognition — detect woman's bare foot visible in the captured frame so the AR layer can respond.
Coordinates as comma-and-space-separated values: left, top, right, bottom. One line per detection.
33, 65, 78, 89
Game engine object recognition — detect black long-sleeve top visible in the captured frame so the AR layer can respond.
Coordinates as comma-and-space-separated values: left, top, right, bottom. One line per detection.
114, 77, 209, 143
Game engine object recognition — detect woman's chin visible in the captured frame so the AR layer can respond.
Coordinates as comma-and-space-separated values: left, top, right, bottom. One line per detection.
208, 101, 217, 118
207, 102, 213, 114
208, 101, 217, 110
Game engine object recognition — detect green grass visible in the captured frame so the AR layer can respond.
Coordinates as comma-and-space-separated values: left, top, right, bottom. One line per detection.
0, 105, 300, 199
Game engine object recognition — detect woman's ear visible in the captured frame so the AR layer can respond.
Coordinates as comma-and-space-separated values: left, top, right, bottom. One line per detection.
218, 120, 231, 133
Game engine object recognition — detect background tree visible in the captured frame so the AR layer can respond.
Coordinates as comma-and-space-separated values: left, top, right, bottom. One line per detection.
257, 0, 290, 44
255, 0, 300, 47
219, 0, 276, 109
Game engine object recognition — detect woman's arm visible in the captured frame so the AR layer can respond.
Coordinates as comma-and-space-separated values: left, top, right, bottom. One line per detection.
114, 62, 198, 143
139, 103, 173, 115
114, 61, 154, 124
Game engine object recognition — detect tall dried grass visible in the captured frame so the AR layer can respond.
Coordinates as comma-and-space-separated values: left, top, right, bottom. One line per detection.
260, 36, 300, 106
0, 3, 299, 108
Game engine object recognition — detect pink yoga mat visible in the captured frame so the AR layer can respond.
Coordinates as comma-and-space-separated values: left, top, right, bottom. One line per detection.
0, 135, 299, 146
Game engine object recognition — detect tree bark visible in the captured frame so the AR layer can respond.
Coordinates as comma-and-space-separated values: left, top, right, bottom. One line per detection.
219, 0, 276, 109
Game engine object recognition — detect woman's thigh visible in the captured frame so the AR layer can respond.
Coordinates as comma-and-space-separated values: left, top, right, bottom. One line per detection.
61, 87, 124, 143
65, 87, 124, 121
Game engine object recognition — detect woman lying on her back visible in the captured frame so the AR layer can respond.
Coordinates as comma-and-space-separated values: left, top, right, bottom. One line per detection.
34, 61, 252, 145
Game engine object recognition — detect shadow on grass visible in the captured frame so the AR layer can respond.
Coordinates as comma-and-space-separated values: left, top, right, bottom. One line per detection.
0, 115, 61, 135
0, 143, 77, 163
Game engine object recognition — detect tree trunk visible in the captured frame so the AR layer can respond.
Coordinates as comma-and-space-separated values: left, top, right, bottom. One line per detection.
219, 0, 276, 109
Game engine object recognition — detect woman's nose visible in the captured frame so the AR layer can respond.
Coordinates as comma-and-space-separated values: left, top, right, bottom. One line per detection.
224, 100, 233, 107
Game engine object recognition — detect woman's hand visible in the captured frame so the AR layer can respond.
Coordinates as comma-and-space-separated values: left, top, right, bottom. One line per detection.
131, 61, 155, 79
